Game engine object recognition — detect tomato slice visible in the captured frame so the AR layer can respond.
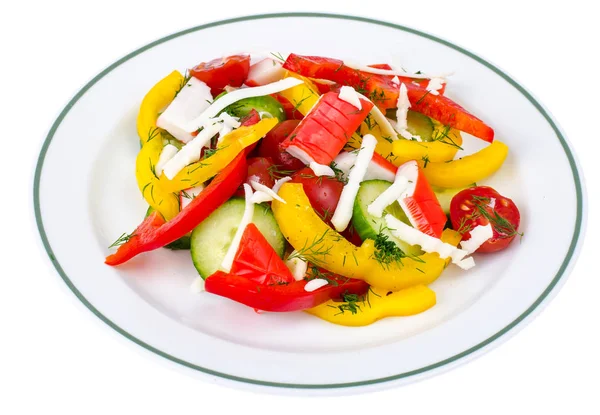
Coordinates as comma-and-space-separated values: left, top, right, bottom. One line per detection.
190, 54, 251, 96
290, 168, 344, 223
246, 157, 276, 188
257, 120, 306, 172
450, 186, 521, 253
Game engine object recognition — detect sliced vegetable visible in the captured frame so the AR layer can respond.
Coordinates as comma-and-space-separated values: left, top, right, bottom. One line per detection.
272, 183, 462, 290
257, 120, 305, 172
159, 118, 278, 192
417, 141, 509, 188
145, 206, 190, 250
135, 70, 185, 221
190, 54, 250, 96
450, 186, 521, 253
432, 185, 470, 214
351, 180, 420, 256
190, 198, 285, 278
246, 157, 276, 188
205, 270, 368, 312
307, 285, 436, 326
334, 151, 397, 183
105, 152, 248, 266
290, 167, 344, 223
277, 71, 321, 117
224, 95, 285, 122
229, 223, 295, 285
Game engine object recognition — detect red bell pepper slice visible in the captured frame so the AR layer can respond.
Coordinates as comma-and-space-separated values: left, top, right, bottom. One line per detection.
397, 160, 447, 238
105, 152, 247, 266
280, 91, 374, 165
230, 224, 295, 285
283, 54, 493, 142
205, 270, 369, 312
190, 54, 250, 96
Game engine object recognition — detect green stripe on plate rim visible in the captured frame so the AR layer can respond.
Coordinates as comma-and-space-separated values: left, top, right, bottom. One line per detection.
33, 12, 584, 389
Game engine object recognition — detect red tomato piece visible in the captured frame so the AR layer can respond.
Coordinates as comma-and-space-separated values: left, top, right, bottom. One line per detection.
290, 168, 344, 224
230, 223, 295, 285
272, 94, 304, 120
450, 186, 521, 253
246, 157, 275, 188
257, 120, 306, 172
190, 54, 250, 96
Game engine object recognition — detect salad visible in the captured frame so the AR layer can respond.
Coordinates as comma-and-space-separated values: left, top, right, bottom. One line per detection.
105, 53, 522, 326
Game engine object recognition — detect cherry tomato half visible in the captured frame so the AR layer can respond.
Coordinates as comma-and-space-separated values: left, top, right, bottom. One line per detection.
190, 54, 250, 96
246, 157, 276, 188
290, 168, 343, 223
450, 186, 521, 253
257, 120, 306, 172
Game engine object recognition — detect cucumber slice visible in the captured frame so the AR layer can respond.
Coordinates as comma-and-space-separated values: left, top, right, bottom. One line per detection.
145, 206, 191, 250
190, 198, 286, 279
432, 185, 470, 215
352, 180, 422, 256
223, 95, 286, 121
384, 109, 435, 141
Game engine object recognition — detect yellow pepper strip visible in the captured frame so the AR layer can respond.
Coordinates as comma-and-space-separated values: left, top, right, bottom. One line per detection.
358, 119, 463, 164
137, 71, 184, 144
306, 285, 436, 327
418, 140, 509, 188
159, 118, 278, 192
273, 183, 461, 291
135, 71, 185, 220
278, 71, 321, 116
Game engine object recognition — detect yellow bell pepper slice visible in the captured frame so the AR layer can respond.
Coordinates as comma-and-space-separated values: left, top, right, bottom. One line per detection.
306, 285, 436, 327
418, 140, 509, 188
358, 118, 463, 164
137, 70, 184, 144
159, 118, 278, 192
135, 71, 185, 220
278, 71, 320, 116
272, 183, 461, 291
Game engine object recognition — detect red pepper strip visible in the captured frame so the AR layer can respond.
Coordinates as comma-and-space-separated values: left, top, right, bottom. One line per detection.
280, 91, 374, 165
205, 271, 369, 312
368, 63, 393, 70
230, 224, 295, 285
283, 54, 492, 142
105, 152, 247, 266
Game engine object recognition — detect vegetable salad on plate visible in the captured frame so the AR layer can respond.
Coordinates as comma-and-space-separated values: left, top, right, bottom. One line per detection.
105, 53, 522, 326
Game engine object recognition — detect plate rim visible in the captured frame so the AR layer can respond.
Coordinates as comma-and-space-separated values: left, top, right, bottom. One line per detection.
33, 12, 586, 390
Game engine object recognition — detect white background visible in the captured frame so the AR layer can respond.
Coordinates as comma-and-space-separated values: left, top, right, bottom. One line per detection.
2, 0, 598, 413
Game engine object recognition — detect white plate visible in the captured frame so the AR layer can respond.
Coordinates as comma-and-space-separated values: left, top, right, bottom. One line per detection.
34, 13, 586, 394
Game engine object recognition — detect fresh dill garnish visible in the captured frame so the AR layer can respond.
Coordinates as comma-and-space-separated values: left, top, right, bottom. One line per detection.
329, 161, 347, 183
363, 114, 376, 130
108, 232, 135, 248
270, 52, 285, 62
287, 229, 333, 264
304, 266, 339, 286
372, 229, 406, 269
316, 207, 333, 222
421, 155, 431, 168
175, 70, 191, 98
456, 216, 474, 235
381, 135, 394, 144
470, 195, 523, 239
180, 189, 192, 200
327, 292, 363, 315
431, 124, 463, 150
267, 164, 296, 180
146, 127, 161, 143
415, 90, 431, 105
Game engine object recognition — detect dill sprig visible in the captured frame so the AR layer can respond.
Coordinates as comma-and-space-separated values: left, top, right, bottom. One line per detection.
328, 292, 363, 315
267, 164, 296, 180
470, 195, 523, 239
287, 229, 333, 264
431, 124, 463, 150
372, 230, 407, 269
175, 70, 191, 98
421, 155, 431, 168
304, 266, 339, 286
329, 161, 347, 184
270, 52, 285, 62
108, 232, 135, 248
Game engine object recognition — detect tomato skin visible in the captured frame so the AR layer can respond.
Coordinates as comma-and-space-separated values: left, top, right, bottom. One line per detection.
450, 186, 521, 253
257, 120, 306, 171
190, 54, 250, 96
290, 168, 344, 222
246, 157, 275, 188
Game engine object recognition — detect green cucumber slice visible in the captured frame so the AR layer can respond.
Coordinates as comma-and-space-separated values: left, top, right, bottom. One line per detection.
190, 198, 286, 279
223, 95, 286, 121
352, 180, 422, 256
384, 109, 435, 141
432, 185, 471, 215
